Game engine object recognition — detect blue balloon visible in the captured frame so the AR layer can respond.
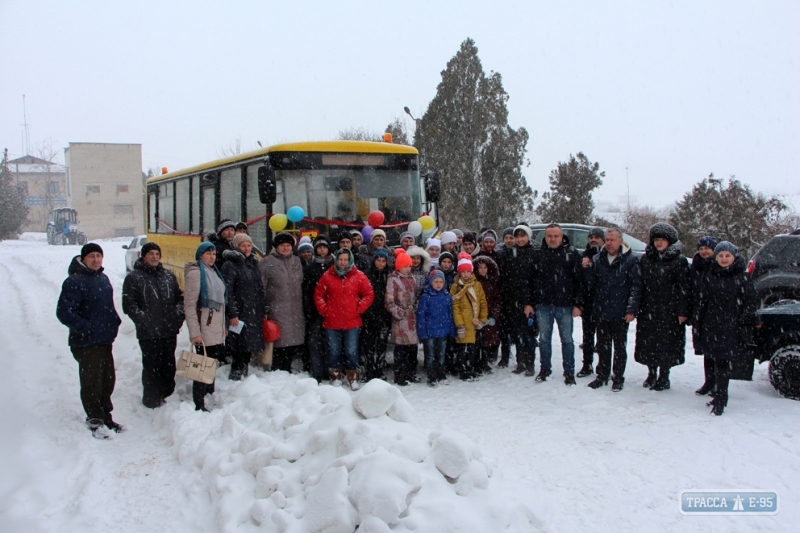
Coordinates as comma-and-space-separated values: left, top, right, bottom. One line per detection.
286, 206, 305, 223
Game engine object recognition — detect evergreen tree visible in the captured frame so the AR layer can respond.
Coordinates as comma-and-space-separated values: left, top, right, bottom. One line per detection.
385, 119, 410, 145
670, 174, 796, 258
0, 149, 29, 240
416, 38, 534, 230
536, 152, 604, 224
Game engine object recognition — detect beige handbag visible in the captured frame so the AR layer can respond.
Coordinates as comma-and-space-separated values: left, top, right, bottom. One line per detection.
254, 342, 274, 365
176, 341, 218, 384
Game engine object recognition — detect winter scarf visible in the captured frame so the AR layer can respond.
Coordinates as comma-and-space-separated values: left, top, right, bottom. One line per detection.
200, 261, 226, 311
334, 248, 354, 277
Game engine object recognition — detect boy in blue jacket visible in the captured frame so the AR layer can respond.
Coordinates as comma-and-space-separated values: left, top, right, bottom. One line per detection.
417, 270, 456, 386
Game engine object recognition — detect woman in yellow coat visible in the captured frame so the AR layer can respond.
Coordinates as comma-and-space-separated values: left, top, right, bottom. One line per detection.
450, 253, 488, 380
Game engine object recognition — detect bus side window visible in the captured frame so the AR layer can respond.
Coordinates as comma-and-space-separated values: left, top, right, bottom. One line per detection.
148, 191, 157, 233
175, 178, 190, 233
201, 187, 216, 234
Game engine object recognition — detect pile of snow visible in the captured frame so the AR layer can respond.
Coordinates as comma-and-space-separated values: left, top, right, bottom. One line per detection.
168, 375, 539, 532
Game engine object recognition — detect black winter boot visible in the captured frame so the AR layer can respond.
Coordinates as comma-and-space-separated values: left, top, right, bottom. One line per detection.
588, 376, 608, 389
576, 363, 594, 378
611, 377, 624, 392
643, 366, 658, 388
512, 352, 528, 374
651, 367, 670, 391
564, 373, 576, 386
534, 369, 551, 382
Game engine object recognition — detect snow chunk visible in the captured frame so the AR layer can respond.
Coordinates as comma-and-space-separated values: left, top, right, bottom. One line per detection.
254, 465, 284, 498
431, 431, 482, 479
352, 379, 401, 418
301, 466, 358, 533
386, 394, 415, 424
454, 460, 490, 496
348, 449, 422, 524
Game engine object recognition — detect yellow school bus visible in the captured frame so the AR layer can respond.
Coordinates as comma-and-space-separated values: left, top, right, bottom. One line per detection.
145, 140, 438, 286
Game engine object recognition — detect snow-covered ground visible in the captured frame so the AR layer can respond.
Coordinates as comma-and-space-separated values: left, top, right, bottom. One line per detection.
0, 234, 796, 533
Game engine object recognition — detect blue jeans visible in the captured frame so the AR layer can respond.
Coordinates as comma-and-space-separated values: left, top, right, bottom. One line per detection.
325, 328, 360, 371
423, 337, 448, 383
536, 305, 575, 375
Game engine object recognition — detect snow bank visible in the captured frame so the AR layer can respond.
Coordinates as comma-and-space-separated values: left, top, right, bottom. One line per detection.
167, 373, 540, 532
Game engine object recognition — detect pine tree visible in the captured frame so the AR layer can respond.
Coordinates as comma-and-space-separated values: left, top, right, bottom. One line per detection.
416, 38, 534, 230
0, 149, 29, 240
536, 152, 604, 224
384, 119, 410, 145
670, 174, 796, 258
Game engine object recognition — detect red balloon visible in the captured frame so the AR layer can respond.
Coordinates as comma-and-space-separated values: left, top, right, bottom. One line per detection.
263, 319, 281, 342
368, 211, 385, 228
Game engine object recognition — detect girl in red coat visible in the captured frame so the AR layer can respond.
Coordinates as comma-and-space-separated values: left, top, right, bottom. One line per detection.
314, 248, 374, 390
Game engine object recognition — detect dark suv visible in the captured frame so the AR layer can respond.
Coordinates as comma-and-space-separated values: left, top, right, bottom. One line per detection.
751, 301, 800, 401
747, 234, 800, 307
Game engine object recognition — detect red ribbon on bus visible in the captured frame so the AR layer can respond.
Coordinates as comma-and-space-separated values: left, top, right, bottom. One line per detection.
244, 214, 412, 229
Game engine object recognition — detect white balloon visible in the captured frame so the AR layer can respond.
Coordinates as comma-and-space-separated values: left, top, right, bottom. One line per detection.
407, 221, 423, 236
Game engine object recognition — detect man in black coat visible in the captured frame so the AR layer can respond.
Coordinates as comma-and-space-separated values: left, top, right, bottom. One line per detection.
302, 234, 334, 381
57, 243, 123, 439
207, 219, 236, 270
583, 228, 642, 391
577, 227, 606, 377
528, 224, 585, 385
122, 242, 184, 408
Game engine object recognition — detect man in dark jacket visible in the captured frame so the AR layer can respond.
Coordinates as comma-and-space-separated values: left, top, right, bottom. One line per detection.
302, 234, 334, 381
500, 224, 538, 375
583, 228, 642, 391
528, 224, 584, 385
577, 227, 606, 378
122, 242, 184, 408
207, 219, 236, 269
56, 244, 123, 439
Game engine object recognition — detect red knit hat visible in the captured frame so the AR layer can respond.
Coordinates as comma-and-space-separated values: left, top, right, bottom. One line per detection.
457, 252, 473, 273
395, 251, 413, 270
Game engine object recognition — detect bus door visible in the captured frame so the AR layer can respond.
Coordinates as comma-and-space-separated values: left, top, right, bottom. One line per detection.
199, 172, 218, 235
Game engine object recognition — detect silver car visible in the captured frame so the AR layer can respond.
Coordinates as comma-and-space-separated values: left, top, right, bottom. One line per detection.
122, 235, 148, 272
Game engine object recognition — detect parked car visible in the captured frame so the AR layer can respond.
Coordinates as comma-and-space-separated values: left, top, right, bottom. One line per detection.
527, 223, 647, 257
123, 235, 148, 272
747, 234, 800, 307
750, 301, 800, 401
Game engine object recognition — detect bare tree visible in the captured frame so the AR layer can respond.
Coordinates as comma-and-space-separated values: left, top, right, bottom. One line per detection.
338, 127, 380, 142
623, 204, 672, 242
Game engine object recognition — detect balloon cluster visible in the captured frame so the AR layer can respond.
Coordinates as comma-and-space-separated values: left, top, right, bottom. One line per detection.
269, 206, 305, 231
361, 211, 436, 241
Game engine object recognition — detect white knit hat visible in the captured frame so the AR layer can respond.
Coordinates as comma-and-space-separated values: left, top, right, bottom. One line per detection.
440, 231, 457, 245
426, 238, 441, 251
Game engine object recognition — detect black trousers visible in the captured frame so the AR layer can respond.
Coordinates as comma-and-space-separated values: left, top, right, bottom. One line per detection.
393, 344, 418, 384
581, 314, 599, 368
273, 344, 305, 372
359, 323, 390, 380
712, 359, 731, 406
305, 317, 326, 381
71, 345, 116, 423
702, 356, 716, 386
595, 320, 629, 381
139, 337, 177, 408
193, 344, 221, 409
455, 342, 478, 379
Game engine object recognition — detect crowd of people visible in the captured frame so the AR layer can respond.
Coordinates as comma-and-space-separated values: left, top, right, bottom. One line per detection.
56, 219, 757, 438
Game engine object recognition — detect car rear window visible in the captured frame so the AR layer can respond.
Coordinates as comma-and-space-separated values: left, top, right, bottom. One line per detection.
757, 237, 800, 265
139, 237, 147, 247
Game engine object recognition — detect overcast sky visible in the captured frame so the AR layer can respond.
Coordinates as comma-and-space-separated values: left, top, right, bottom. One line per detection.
2, 0, 798, 209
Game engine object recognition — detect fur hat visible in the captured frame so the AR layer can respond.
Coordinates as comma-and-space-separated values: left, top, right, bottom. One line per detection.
649, 223, 679, 245
273, 232, 295, 248
440, 231, 458, 245
80, 242, 103, 260
714, 241, 739, 257
140, 242, 161, 257
395, 251, 412, 270
457, 252, 473, 273
698, 236, 718, 250
232, 233, 253, 250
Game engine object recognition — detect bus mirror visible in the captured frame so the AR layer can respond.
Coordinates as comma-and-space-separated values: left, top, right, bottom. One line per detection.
424, 172, 440, 203
258, 166, 277, 204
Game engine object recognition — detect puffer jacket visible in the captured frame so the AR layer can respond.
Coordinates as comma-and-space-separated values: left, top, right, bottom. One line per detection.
584, 247, 642, 321
694, 256, 757, 361
57, 256, 122, 348
122, 259, 184, 340
531, 235, 585, 309
259, 251, 305, 348
634, 242, 691, 367
416, 284, 456, 340
474, 256, 502, 347
314, 266, 374, 330
222, 250, 268, 352
407, 246, 432, 298
385, 271, 419, 345
184, 262, 227, 346
450, 273, 488, 344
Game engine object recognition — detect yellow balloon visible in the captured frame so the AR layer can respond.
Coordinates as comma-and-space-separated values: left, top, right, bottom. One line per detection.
269, 214, 288, 231
418, 215, 435, 231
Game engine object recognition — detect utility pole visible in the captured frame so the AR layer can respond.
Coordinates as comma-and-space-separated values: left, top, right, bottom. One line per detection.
22, 95, 31, 155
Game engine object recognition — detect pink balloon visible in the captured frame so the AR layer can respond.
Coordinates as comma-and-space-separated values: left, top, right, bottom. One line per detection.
361, 226, 374, 242
368, 211, 385, 228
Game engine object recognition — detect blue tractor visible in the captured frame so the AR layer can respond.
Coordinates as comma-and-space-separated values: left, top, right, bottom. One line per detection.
46, 208, 88, 245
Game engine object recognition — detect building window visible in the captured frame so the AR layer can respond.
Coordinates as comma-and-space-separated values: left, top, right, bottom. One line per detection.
114, 228, 135, 237
49, 182, 60, 194
113, 204, 134, 215
117, 184, 129, 195
86, 185, 101, 194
